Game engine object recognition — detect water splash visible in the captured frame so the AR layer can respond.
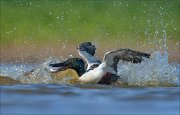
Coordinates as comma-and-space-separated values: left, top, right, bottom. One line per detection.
0, 64, 36, 79
0, 54, 179, 86
16, 57, 62, 84
117, 51, 178, 87
126, 1, 179, 86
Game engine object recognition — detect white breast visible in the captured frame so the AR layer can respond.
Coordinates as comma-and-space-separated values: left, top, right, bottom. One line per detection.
79, 65, 105, 84
78, 62, 116, 84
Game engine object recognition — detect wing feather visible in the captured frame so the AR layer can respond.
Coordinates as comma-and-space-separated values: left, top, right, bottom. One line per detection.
103, 48, 150, 71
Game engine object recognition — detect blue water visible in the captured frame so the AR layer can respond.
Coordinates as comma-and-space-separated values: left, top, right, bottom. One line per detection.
1, 84, 179, 114
0, 63, 180, 114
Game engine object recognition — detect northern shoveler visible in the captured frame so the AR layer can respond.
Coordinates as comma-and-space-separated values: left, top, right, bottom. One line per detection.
49, 42, 150, 85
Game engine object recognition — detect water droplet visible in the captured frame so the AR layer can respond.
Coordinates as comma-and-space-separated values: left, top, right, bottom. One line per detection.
176, 42, 179, 46
69, 55, 73, 58
133, 16, 136, 20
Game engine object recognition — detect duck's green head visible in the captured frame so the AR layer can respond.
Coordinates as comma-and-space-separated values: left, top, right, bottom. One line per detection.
49, 58, 85, 76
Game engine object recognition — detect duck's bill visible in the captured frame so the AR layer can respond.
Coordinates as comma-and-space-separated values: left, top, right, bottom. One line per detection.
49, 62, 68, 73
48, 66, 68, 73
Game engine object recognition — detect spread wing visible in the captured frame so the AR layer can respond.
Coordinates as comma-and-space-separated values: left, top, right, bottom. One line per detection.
78, 50, 101, 70
103, 48, 150, 72
77, 42, 101, 71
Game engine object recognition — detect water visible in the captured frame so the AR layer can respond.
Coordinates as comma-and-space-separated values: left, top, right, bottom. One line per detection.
0, 55, 180, 114
1, 84, 179, 114
0, 43, 179, 114
1, 51, 179, 86
1, 0, 179, 114
117, 51, 179, 86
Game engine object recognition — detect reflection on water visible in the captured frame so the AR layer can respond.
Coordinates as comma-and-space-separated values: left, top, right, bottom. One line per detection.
1, 84, 179, 114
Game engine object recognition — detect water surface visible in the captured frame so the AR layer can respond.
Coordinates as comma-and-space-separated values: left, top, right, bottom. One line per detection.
0, 63, 180, 114
1, 84, 179, 115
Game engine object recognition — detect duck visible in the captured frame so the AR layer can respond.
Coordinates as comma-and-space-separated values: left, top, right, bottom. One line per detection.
49, 42, 151, 85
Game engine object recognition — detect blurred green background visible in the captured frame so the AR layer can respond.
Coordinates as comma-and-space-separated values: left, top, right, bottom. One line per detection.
1, 0, 179, 43
0, 0, 179, 63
